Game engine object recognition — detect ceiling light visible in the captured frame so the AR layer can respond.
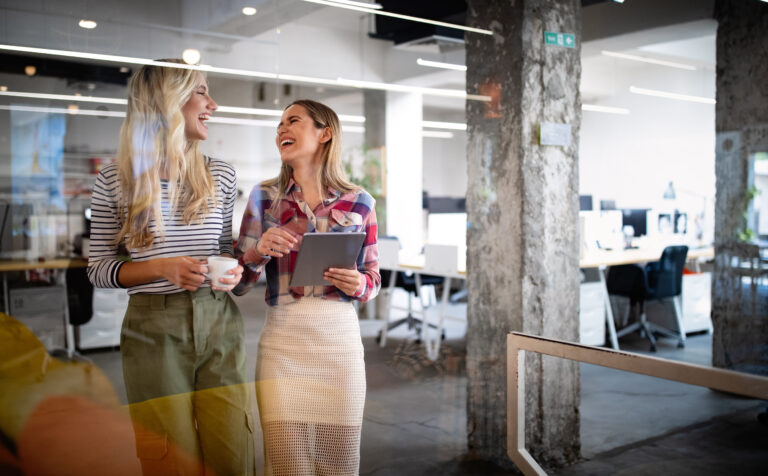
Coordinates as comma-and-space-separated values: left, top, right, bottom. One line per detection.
24, 65, 36, 76
182, 48, 201, 65
422, 131, 454, 139
0, 104, 124, 118
601, 50, 696, 71
629, 86, 715, 104
119, 66, 130, 73
0, 44, 487, 101
416, 58, 467, 72
325, 0, 382, 9
67, 104, 80, 114
337, 77, 490, 101
299, 0, 493, 35
582, 104, 630, 115
422, 120, 467, 131
613, 0, 625, 3
0, 90, 365, 123
78, 19, 97, 29
242, 7, 257, 15
0, 90, 126, 104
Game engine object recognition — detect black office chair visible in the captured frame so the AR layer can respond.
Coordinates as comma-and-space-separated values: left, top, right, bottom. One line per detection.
607, 245, 688, 351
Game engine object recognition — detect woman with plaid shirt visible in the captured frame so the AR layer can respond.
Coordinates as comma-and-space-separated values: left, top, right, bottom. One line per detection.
235, 99, 380, 475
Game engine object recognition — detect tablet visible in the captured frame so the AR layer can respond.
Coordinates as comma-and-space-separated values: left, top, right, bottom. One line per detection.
289, 232, 367, 287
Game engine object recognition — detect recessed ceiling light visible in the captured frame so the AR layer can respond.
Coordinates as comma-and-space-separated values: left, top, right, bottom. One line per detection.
582, 104, 630, 115
242, 7, 257, 15
416, 58, 467, 72
422, 120, 467, 131
182, 48, 201, 65
422, 130, 454, 139
629, 86, 715, 104
119, 66, 130, 73
24, 65, 36, 76
602, 50, 696, 71
0, 86, 6, 92
67, 104, 80, 114
78, 19, 97, 29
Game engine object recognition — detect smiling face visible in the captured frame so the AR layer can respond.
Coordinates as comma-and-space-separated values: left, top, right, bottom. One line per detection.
181, 74, 217, 141
276, 104, 331, 167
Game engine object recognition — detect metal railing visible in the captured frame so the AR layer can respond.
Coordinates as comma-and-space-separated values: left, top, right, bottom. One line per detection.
506, 332, 768, 475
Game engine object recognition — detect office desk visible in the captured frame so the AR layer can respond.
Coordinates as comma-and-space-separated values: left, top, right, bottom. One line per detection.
579, 246, 714, 350
378, 246, 713, 356
379, 254, 466, 360
1, 258, 88, 357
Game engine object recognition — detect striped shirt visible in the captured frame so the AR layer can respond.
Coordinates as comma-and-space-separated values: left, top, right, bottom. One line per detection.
234, 177, 380, 306
87, 158, 236, 294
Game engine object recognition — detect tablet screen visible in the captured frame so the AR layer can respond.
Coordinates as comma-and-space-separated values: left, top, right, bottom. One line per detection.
289, 232, 366, 287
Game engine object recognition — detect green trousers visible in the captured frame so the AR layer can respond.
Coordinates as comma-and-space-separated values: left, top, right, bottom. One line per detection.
121, 288, 255, 476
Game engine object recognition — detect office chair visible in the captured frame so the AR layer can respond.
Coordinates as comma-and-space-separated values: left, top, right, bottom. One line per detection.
607, 245, 688, 351
376, 237, 445, 345
51, 267, 94, 360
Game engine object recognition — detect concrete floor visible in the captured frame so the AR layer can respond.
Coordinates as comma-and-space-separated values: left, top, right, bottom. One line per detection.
85, 285, 768, 475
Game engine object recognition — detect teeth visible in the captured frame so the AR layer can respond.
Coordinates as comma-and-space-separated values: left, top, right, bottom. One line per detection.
281, 139, 295, 146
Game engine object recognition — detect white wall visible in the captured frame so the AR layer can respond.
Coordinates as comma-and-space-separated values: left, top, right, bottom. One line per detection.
423, 132, 467, 197
579, 53, 716, 242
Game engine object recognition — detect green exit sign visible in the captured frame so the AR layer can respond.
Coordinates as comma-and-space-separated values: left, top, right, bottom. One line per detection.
545, 31, 575, 48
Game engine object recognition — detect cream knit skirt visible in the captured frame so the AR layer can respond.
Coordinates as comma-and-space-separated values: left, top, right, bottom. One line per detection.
256, 297, 365, 476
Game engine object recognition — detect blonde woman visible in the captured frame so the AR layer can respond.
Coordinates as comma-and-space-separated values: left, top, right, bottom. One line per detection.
235, 99, 380, 475
88, 60, 254, 475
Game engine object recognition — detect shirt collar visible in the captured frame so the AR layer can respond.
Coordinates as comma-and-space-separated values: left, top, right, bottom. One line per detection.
286, 175, 342, 204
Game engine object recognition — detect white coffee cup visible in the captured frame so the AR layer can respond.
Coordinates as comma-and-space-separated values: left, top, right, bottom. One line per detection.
206, 256, 238, 286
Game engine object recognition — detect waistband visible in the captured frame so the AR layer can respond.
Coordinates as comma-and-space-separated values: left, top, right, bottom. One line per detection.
128, 287, 227, 310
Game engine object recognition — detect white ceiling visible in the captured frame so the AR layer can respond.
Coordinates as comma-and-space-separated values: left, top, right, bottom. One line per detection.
0, 1, 719, 120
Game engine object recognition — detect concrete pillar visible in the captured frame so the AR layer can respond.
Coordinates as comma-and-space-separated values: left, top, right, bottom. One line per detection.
712, 0, 768, 374
385, 92, 423, 254
465, 0, 581, 468
364, 90, 386, 150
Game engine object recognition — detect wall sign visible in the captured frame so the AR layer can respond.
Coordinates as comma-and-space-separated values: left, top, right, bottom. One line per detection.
540, 122, 572, 147
545, 31, 575, 48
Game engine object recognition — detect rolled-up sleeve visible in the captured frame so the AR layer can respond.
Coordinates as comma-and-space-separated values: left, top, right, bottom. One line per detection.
233, 185, 272, 295
351, 205, 380, 303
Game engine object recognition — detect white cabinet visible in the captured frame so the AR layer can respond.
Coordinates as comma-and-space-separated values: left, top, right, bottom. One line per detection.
77, 288, 128, 349
682, 272, 713, 334
580, 282, 606, 346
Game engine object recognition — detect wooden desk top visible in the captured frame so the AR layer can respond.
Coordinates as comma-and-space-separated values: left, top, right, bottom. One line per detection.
0, 258, 88, 272
382, 246, 715, 276
578, 246, 714, 269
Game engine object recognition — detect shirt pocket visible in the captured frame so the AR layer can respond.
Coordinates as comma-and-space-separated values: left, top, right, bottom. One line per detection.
329, 209, 364, 232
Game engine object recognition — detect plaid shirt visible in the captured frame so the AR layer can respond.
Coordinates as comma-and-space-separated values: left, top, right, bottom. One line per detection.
234, 177, 380, 306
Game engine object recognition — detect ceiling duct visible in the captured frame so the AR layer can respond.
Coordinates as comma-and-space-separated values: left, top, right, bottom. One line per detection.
368, 0, 467, 52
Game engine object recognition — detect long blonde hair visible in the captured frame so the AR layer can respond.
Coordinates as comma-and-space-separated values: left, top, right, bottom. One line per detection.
115, 60, 217, 249
264, 99, 359, 205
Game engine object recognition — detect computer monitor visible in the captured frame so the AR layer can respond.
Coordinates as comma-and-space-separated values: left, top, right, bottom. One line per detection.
579, 195, 593, 211
600, 199, 616, 211
0, 202, 33, 258
621, 209, 649, 237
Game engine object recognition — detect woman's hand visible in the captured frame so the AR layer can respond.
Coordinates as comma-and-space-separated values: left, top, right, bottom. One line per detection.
324, 267, 365, 296
256, 227, 298, 258
210, 264, 244, 292
158, 256, 208, 291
